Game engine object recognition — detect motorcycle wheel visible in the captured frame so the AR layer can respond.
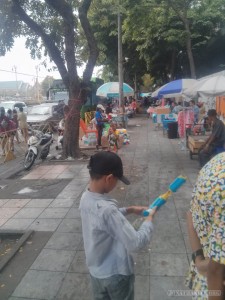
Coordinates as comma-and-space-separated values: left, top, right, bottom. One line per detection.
40, 146, 50, 160
24, 150, 36, 170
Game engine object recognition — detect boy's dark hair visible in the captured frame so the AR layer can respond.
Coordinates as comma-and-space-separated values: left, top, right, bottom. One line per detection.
207, 109, 217, 117
87, 151, 130, 185
89, 171, 104, 181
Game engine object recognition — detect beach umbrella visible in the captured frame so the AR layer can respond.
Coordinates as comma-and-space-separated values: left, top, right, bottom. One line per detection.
96, 82, 134, 97
197, 75, 225, 97
152, 79, 197, 98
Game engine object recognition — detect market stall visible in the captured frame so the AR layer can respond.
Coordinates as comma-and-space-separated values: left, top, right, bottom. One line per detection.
188, 135, 208, 159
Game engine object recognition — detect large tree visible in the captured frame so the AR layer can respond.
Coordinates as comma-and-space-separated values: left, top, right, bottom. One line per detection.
0, 0, 98, 158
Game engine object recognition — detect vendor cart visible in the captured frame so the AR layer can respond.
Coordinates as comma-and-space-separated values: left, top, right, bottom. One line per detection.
188, 135, 208, 159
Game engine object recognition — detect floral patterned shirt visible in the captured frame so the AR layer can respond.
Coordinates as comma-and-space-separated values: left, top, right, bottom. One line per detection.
186, 152, 225, 299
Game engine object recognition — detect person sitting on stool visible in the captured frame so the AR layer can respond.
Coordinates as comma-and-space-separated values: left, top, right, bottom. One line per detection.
199, 109, 225, 167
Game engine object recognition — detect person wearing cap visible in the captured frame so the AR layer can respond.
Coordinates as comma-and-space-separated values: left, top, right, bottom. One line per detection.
199, 109, 225, 167
95, 104, 108, 149
79, 151, 157, 300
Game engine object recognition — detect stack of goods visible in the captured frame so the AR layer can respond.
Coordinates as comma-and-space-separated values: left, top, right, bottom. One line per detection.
115, 129, 130, 145
80, 132, 97, 147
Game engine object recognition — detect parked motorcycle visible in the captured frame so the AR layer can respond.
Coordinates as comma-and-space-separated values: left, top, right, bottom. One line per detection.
24, 130, 53, 170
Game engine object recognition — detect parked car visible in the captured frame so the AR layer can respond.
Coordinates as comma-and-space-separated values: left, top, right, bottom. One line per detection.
0, 101, 28, 113
27, 103, 63, 132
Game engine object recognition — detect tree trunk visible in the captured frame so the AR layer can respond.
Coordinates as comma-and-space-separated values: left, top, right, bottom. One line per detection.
170, 50, 176, 80
185, 21, 196, 79
63, 86, 82, 158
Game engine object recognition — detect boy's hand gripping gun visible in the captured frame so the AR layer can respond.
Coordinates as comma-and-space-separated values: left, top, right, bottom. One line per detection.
142, 176, 186, 217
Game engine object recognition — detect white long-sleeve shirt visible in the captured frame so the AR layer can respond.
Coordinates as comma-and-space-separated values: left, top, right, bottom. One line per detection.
79, 190, 153, 279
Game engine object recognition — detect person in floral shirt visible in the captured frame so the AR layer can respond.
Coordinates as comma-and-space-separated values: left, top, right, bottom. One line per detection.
186, 152, 225, 299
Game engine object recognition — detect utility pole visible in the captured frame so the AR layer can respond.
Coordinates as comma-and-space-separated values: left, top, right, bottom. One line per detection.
118, 8, 126, 127
35, 65, 40, 103
12, 65, 19, 96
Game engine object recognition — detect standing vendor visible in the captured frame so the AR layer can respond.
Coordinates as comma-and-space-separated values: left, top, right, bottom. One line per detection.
95, 104, 108, 150
199, 109, 225, 167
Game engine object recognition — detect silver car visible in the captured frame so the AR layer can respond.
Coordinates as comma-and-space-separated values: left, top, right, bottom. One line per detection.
27, 103, 63, 132
0, 101, 28, 113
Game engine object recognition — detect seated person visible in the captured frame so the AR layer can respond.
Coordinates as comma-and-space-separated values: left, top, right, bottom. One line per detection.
172, 101, 183, 114
193, 117, 210, 135
199, 109, 225, 167
108, 123, 119, 152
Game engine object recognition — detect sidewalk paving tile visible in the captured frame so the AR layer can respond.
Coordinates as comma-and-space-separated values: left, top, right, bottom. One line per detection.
56, 273, 92, 300
12, 270, 66, 300
49, 198, 75, 207
150, 253, 189, 276
150, 276, 189, 300
13, 207, 44, 219
39, 207, 70, 219
30, 249, 76, 272
133, 252, 151, 276
25, 198, 54, 208
44, 232, 82, 251
134, 275, 150, 300
65, 207, 81, 219
0, 207, 21, 219
68, 250, 89, 274
0, 218, 9, 226
29, 218, 62, 231
1, 218, 35, 230
3, 199, 31, 208
57, 218, 82, 233
0, 199, 10, 207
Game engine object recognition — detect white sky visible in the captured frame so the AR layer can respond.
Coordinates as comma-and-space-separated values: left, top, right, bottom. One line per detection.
0, 37, 101, 85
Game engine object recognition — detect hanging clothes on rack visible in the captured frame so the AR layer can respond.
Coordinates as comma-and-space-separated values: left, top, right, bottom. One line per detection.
178, 109, 194, 138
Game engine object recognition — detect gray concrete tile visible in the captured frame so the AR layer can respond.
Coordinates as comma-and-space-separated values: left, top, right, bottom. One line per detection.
57, 173, 75, 179
56, 273, 92, 300
29, 218, 62, 231
39, 208, 69, 219
150, 253, 189, 276
13, 207, 44, 219
49, 198, 75, 207
9, 298, 40, 300
65, 207, 81, 218
133, 252, 150, 276
25, 198, 54, 207
56, 189, 83, 200
12, 270, 66, 299
151, 220, 186, 253
68, 250, 89, 273
1, 218, 34, 230
134, 275, 150, 300
45, 232, 82, 250
150, 276, 190, 300
3, 198, 31, 208
57, 218, 82, 233
31, 249, 75, 272
0, 199, 10, 207
0, 207, 21, 219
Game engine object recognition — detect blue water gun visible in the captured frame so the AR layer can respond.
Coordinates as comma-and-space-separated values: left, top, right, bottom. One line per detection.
142, 176, 186, 217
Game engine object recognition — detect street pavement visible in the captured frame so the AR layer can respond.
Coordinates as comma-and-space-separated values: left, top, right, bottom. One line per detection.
0, 115, 200, 299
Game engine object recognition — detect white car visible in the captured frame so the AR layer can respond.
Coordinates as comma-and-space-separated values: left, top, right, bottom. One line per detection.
27, 103, 63, 132
0, 101, 28, 113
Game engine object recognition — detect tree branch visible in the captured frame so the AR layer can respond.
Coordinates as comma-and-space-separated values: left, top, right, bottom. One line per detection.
11, 0, 70, 88
45, 0, 76, 26
79, 0, 99, 84
45, 0, 79, 93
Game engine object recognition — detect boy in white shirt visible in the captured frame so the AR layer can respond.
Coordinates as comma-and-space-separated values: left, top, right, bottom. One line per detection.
79, 151, 156, 300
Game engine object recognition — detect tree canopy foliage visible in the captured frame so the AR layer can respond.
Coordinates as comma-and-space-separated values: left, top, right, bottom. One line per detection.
88, 0, 225, 85
0, 0, 99, 157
